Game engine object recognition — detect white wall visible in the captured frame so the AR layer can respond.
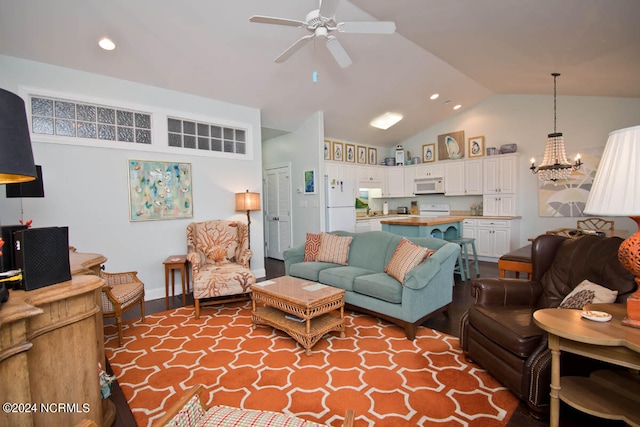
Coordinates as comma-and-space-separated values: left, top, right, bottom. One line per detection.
400, 94, 640, 245
263, 112, 324, 247
0, 55, 264, 300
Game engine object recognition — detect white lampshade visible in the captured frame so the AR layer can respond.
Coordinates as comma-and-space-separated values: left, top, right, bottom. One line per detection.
584, 125, 640, 216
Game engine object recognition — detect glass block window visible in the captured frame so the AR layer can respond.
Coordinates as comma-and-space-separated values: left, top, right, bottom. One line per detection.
168, 117, 247, 155
30, 96, 152, 144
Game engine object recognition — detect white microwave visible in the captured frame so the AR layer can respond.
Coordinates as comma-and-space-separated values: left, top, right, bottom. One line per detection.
414, 177, 444, 194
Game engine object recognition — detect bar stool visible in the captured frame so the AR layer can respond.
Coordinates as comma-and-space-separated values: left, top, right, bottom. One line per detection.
449, 238, 480, 281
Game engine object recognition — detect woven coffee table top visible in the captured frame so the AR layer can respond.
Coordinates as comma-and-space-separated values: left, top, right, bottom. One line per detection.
251, 276, 344, 307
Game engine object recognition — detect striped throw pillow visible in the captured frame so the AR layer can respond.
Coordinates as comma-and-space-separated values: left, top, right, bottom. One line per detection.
303, 233, 321, 262
385, 238, 435, 284
316, 233, 353, 265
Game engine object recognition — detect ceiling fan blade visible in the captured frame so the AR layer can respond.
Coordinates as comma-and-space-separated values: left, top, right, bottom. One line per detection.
338, 21, 396, 34
326, 36, 352, 68
319, 0, 340, 18
274, 35, 314, 63
249, 15, 306, 27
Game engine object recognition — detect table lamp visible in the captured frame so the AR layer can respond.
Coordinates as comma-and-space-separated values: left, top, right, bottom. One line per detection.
235, 190, 261, 249
584, 125, 640, 328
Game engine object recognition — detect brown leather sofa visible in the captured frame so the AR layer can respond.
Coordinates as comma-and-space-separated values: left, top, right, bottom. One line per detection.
459, 234, 637, 418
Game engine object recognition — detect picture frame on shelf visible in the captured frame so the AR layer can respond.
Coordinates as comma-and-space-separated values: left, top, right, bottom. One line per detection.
357, 145, 367, 164
324, 140, 332, 160
468, 136, 485, 158
437, 130, 465, 160
345, 144, 356, 163
333, 141, 344, 161
422, 143, 435, 163
368, 147, 377, 165
304, 169, 316, 194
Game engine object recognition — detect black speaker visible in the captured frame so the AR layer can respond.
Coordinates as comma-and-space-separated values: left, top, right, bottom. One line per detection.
14, 226, 71, 291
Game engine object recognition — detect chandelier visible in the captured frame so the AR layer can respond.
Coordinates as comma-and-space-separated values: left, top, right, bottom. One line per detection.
530, 73, 582, 183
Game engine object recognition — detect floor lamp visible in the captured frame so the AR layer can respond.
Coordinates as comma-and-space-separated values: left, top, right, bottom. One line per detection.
0, 88, 38, 304
584, 124, 640, 328
235, 190, 261, 250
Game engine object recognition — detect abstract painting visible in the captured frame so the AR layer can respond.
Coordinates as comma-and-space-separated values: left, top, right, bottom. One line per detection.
537, 147, 603, 217
438, 130, 465, 160
128, 160, 193, 221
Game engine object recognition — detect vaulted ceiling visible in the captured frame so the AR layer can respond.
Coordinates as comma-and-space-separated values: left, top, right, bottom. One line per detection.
1, 0, 638, 147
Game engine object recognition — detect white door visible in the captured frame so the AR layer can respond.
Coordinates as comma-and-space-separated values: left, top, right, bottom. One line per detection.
264, 165, 292, 260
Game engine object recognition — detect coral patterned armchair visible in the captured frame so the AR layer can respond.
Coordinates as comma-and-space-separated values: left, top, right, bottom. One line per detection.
187, 220, 256, 318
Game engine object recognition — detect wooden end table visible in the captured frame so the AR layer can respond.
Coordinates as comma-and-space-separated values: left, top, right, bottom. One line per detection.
533, 303, 640, 427
250, 276, 346, 356
163, 255, 190, 309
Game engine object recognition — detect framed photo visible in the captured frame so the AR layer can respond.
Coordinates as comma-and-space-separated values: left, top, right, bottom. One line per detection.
422, 143, 435, 163
345, 144, 356, 163
357, 145, 367, 164
368, 147, 377, 165
332, 141, 344, 162
468, 136, 485, 158
324, 140, 332, 160
128, 160, 193, 222
304, 169, 316, 194
437, 130, 465, 160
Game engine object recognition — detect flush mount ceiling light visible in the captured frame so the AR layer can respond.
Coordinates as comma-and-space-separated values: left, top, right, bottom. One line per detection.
370, 112, 403, 130
98, 37, 116, 51
530, 73, 582, 183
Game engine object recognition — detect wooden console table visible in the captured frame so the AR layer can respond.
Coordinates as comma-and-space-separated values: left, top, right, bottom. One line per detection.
533, 303, 640, 427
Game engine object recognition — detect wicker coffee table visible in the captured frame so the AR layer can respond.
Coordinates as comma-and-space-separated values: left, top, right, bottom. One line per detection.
251, 276, 346, 356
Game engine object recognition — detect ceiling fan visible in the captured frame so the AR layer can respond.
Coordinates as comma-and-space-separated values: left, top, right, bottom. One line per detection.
249, 0, 396, 68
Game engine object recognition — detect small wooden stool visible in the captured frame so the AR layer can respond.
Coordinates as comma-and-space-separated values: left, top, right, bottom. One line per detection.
498, 245, 532, 279
163, 255, 190, 309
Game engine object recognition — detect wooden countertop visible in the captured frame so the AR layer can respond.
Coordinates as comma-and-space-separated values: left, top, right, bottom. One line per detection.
380, 216, 466, 226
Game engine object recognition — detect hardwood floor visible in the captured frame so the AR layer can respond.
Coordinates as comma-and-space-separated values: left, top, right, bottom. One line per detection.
108, 258, 623, 427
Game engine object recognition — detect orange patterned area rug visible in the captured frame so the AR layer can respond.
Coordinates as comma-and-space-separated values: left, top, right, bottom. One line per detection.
104, 302, 518, 427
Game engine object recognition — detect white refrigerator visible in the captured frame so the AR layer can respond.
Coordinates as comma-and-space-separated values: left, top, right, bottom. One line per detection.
325, 178, 356, 232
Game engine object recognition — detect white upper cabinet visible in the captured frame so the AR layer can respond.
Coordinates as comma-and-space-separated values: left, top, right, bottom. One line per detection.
483, 154, 519, 194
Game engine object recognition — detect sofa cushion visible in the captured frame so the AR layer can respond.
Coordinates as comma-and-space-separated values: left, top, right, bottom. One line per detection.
345, 231, 401, 272
318, 266, 376, 292
289, 261, 338, 282
384, 238, 435, 284
353, 273, 403, 304
316, 233, 353, 265
559, 279, 618, 309
468, 305, 543, 357
303, 233, 321, 262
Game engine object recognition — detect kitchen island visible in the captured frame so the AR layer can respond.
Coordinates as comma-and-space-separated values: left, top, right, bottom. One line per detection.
381, 216, 465, 240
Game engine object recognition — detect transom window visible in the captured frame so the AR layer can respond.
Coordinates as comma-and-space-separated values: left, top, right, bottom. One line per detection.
167, 117, 246, 154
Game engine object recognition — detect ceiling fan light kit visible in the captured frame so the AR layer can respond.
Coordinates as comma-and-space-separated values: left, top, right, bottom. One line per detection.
250, 0, 395, 68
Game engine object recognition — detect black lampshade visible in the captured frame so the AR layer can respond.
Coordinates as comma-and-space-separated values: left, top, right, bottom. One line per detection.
0, 88, 36, 184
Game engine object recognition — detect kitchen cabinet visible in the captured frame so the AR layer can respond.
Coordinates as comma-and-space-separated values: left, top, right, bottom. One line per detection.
325, 161, 358, 198
464, 218, 520, 260
483, 154, 518, 194
404, 166, 416, 196
464, 159, 483, 195
414, 163, 444, 179
444, 159, 483, 196
483, 194, 517, 217
385, 167, 405, 197
357, 165, 384, 188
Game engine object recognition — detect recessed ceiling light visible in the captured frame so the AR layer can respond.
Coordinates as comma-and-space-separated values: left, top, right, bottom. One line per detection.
430, 93, 439, 100
370, 112, 403, 130
98, 37, 116, 51
453, 104, 462, 110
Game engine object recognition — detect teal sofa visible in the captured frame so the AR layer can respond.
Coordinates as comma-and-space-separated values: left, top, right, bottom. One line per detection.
283, 230, 460, 339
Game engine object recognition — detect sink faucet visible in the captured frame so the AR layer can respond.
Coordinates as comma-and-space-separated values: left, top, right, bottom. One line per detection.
366, 206, 371, 216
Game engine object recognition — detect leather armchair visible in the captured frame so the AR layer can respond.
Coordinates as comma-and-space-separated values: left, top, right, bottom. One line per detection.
459, 234, 637, 418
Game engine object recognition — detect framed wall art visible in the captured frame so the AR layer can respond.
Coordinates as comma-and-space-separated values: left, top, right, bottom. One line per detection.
345, 144, 356, 163
468, 136, 485, 158
304, 169, 316, 194
357, 145, 367, 164
437, 130, 465, 160
368, 147, 377, 165
128, 160, 193, 222
332, 141, 344, 161
422, 143, 435, 163
324, 140, 332, 160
